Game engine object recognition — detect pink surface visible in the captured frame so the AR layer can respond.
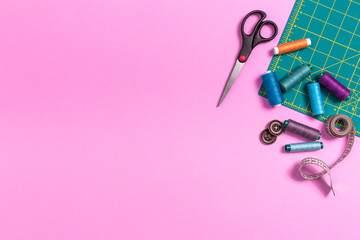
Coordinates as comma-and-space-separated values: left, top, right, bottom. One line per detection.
1, 0, 360, 239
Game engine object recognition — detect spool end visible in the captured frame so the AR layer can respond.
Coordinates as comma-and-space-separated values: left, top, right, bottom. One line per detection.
283, 120, 289, 128
307, 64, 313, 70
306, 38, 311, 46
265, 70, 272, 74
285, 145, 291, 152
279, 84, 286, 93
318, 133, 321, 140
273, 47, 279, 55
345, 95, 351, 101
319, 72, 324, 77
317, 114, 324, 118
320, 142, 323, 149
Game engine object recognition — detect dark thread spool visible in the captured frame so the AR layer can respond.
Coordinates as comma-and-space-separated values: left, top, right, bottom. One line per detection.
318, 72, 350, 101
283, 119, 321, 141
262, 71, 284, 106
279, 64, 312, 92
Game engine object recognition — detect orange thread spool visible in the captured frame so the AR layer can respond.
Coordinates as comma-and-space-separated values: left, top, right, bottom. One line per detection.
273, 38, 311, 55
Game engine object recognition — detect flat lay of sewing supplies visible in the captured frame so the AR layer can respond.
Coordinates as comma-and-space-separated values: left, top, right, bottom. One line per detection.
259, 0, 360, 137
254, 0, 359, 195
260, 115, 355, 195
217, 10, 278, 107
219, 0, 359, 195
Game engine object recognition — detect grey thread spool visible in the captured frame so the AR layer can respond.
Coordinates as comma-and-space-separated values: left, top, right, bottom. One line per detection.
283, 119, 321, 141
279, 64, 312, 92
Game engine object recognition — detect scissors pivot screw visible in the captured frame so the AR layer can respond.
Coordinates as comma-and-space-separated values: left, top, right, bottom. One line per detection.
239, 55, 246, 61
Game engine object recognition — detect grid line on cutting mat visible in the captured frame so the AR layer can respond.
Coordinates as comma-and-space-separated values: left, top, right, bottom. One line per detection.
259, 0, 360, 136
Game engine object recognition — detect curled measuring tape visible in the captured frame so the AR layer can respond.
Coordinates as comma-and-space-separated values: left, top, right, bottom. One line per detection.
299, 114, 355, 195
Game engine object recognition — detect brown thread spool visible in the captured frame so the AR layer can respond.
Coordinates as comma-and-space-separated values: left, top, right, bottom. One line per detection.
273, 38, 311, 55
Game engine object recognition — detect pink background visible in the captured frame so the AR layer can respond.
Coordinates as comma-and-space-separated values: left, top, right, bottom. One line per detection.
0, 0, 360, 239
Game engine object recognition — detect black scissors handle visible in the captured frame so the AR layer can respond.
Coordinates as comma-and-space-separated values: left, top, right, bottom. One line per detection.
238, 10, 278, 63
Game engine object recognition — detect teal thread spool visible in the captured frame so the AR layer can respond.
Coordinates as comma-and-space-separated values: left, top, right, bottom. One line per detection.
307, 80, 325, 117
285, 142, 323, 152
279, 64, 312, 92
262, 71, 284, 106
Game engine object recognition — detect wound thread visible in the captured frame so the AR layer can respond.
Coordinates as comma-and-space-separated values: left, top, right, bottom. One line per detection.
283, 119, 321, 141
273, 38, 311, 55
279, 64, 312, 92
261, 71, 284, 106
318, 72, 351, 101
285, 142, 323, 152
307, 81, 325, 116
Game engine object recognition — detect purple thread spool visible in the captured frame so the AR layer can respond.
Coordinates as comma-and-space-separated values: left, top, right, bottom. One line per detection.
318, 72, 350, 101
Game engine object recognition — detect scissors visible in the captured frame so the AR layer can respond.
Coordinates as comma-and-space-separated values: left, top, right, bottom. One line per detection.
218, 10, 278, 107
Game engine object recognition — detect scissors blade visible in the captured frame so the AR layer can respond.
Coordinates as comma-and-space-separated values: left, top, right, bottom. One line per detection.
217, 60, 245, 107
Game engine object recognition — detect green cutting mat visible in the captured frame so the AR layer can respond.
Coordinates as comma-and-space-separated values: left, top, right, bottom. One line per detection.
258, 0, 360, 137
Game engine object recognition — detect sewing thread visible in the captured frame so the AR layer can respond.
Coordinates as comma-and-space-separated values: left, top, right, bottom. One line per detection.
307, 81, 325, 117
285, 142, 323, 152
273, 38, 311, 55
318, 72, 350, 101
283, 119, 321, 141
261, 71, 284, 106
279, 64, 312, 92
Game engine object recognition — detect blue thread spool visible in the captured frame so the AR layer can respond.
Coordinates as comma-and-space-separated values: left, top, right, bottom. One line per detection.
262, 71, 284, 106
285, 142, 323, 152
279, 64, 312, 92
307, 81, 325, 117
